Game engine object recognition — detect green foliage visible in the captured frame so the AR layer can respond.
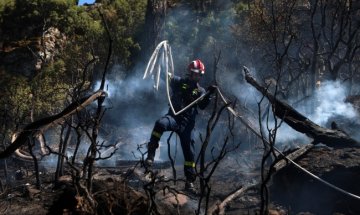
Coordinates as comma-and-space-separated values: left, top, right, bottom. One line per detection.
101, 0, 147, 66
62, 6, 102, 36
60, 0, 147, 67
0, 58, 70, 126
1, 0, 76, 41
0, 0, 14, 27
0, 0, 147, 128
31, 60, 71, 117
0, 70, 32, 126
0, 0, 15, 15
234, 2, 249, 12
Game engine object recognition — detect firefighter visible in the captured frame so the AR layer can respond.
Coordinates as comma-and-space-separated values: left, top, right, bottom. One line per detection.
145, 59, 216, 192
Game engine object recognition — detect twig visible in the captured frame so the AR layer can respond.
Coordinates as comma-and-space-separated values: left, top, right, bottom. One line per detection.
208, 184, 259, 215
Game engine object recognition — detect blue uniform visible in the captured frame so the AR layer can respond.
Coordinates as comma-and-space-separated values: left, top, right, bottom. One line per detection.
148, 75, 210, 182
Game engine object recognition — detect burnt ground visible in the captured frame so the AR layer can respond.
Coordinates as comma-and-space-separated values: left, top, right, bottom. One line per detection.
0, 145, 360, 215
270, 146, 360, 215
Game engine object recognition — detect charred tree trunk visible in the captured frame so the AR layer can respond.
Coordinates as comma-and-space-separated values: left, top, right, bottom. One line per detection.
142, 0, 167, 57
55, 123, 72, 183
28, 137, 41, 189
244, 68, 359, 148
86, 10, 112, 192
55, 125, 66, 183
1, 106, 9, 182
59, 124, 72, 176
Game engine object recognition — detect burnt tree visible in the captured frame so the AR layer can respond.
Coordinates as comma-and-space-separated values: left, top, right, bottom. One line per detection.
244, 68, 359, 148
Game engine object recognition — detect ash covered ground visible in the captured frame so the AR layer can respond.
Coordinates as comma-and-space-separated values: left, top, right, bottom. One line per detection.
1, 141, 360, 214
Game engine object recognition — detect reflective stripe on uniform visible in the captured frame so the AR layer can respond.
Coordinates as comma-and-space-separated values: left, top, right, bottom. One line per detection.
184, 161, 195, 168
151, 131, 162, 139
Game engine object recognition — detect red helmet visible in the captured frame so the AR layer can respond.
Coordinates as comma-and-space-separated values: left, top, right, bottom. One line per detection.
188, 59, 205, 75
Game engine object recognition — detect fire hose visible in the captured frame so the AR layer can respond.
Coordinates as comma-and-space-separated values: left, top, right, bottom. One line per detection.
144, 41, 360, 201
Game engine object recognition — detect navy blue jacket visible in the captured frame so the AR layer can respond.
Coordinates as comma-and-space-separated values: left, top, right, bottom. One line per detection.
168, 75, 210, 122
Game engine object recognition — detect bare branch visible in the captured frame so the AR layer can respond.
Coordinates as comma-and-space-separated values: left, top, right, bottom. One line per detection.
0, 90, 107, 159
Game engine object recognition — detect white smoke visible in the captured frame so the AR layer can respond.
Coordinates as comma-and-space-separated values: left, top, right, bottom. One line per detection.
226, 73, 359, 147
90, 63, 176, 164
93, 65, 153, 100
310, 81, 358, 126
275, 81, 359, 145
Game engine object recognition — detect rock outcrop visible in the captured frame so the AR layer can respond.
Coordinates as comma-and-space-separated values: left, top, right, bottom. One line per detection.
0, 27, 66, 77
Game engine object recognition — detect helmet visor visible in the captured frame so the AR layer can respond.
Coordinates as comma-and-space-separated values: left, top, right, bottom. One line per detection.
190, 69, 205, 75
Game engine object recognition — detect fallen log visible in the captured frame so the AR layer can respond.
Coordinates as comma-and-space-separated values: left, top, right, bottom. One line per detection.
12, 132, 49, 160
0, 90, 107, 159
207, 184, 259, 215
272, 144, 314, 172
243, 68, 359, 148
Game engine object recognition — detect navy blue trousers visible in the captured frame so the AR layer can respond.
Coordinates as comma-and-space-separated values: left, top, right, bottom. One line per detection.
148, 114, 196, 182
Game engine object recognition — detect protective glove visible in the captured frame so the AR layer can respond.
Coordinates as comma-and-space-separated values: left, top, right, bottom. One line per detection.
207, 85, 217, 94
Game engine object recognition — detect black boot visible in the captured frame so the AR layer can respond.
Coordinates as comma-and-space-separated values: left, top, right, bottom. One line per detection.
185, 181, 198, 195
145, 143, 157, 167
